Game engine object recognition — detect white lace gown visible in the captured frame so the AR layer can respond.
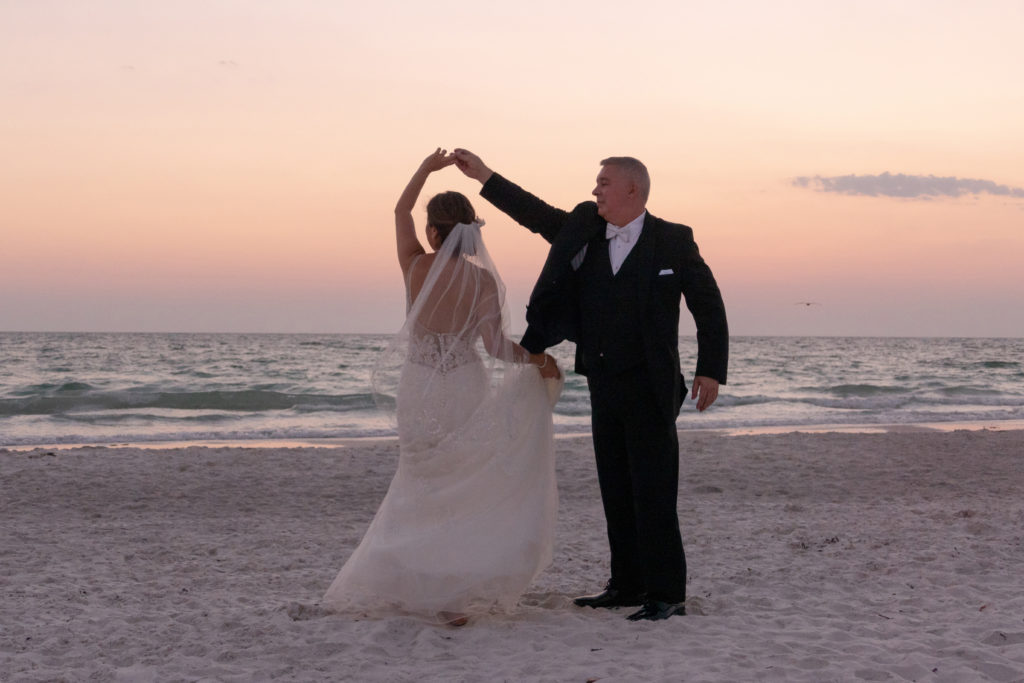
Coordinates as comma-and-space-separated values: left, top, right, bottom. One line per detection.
322, 330, 561, 622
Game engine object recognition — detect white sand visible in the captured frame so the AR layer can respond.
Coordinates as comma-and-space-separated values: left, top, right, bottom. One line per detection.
3, 429, 1024, 682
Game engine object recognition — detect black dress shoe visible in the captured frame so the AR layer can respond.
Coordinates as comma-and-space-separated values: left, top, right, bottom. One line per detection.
626, 600, 686, 621
573, 588, 644, 609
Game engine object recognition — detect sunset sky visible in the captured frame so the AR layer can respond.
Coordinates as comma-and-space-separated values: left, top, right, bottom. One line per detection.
3, 0, 1022, 337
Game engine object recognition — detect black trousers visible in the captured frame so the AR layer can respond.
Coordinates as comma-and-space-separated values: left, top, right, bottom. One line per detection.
587, 365, 686, 603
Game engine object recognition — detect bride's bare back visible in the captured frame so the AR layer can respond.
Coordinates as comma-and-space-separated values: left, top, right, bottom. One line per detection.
407, 253, 511, 359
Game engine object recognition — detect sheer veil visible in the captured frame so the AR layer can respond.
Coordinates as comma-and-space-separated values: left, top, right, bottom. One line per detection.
371, 220, 528, 417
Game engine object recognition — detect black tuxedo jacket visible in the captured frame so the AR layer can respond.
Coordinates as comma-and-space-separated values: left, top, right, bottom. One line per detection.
481, 173, 728, 421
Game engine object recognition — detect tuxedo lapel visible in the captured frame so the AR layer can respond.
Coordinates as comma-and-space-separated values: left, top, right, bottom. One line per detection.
634, 214, 659, 309
566, 216, 607, 264
533, 216, 602, 300
523, 205, 604, 350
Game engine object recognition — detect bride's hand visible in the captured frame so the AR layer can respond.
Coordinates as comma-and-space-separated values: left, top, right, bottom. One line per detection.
530, 353, 561, 379
420, 147, 456, 173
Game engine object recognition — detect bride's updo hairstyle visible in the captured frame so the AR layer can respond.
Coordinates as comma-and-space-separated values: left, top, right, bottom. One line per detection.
426, 191, 479, 245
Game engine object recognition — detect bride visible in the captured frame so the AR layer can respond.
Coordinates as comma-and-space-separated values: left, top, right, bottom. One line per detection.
322, 149, 562, 626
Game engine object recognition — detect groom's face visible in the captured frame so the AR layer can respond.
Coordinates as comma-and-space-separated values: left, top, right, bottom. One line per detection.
593, 164, 636, 226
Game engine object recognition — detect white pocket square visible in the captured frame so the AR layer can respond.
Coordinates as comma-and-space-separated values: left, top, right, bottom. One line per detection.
658, 268, 674, 275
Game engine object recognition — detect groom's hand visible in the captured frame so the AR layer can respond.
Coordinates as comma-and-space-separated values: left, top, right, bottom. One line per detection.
453, 149, 493, 184
691, 376, 719, 412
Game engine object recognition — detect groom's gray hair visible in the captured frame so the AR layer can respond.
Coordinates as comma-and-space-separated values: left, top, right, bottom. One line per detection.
600, 156, 650, 202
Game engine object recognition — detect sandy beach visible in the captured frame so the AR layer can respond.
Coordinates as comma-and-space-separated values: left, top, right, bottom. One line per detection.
3, 428, 1024, 682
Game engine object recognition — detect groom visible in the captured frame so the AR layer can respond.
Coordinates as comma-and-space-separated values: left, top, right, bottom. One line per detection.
454, 149, 728, 621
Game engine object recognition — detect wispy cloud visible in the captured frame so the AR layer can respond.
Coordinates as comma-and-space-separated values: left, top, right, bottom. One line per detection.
793, 172, 1024, 200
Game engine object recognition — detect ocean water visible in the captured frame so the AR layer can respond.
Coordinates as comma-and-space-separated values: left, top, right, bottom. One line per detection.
1, 332, 1022, 447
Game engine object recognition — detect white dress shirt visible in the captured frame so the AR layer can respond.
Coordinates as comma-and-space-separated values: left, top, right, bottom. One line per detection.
571, 211, 646, 275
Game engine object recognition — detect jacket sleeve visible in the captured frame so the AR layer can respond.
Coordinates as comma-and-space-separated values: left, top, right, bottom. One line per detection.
480, 173, 569, 244
679, 235, 729, 385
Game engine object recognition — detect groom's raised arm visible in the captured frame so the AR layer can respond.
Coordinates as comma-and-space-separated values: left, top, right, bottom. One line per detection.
454, 149, 568, 244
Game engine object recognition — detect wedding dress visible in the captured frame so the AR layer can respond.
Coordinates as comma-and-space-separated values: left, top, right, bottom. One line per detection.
322, 221, 561, 622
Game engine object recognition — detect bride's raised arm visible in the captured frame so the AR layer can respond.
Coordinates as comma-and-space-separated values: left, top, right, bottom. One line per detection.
394, 148, 456, 274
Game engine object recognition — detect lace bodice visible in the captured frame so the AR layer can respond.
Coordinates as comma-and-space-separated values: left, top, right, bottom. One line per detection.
407, 330, 481, 374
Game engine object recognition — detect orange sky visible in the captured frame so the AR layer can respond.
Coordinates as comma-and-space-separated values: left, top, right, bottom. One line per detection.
2, 1, 1023, 336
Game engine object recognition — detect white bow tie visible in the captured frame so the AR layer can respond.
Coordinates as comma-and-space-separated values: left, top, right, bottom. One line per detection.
606, 225, 631, 243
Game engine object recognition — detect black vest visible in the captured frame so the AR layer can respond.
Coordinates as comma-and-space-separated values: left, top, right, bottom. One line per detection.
577, 237, 645, 376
